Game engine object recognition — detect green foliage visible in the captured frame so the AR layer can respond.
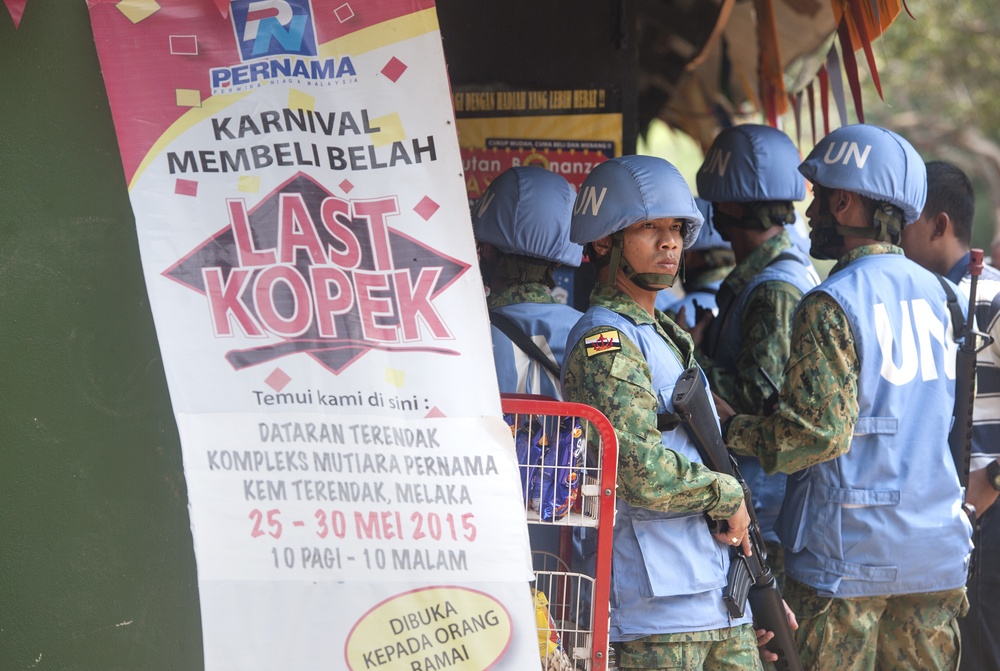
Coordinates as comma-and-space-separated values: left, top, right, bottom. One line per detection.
870, 0, 1000, 140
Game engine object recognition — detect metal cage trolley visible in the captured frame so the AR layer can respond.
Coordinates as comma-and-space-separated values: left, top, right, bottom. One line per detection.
501, 394, 618, 671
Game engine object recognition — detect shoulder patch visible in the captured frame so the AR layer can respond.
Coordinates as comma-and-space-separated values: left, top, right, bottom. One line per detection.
584, 329, 622, 356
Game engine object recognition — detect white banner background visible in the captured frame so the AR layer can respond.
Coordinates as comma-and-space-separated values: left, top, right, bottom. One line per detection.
88, 2, 540, 668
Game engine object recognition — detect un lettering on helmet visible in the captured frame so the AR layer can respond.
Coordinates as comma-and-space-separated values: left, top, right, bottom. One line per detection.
798, 124, 927, 225
570, 155, 703, 247
696, 124, 805, 204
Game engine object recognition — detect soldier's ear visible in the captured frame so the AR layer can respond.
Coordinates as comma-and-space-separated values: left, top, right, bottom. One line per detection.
592, 235, 613, 257
831, 189, 852, 215
930, 212, 950, 241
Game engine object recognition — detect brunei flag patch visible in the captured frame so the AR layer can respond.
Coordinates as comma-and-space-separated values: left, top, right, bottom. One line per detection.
585, 330, 622, 357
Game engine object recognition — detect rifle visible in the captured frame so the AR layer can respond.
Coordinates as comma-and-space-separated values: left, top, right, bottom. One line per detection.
945, 249, 995, 577
949, 250, 990, 492
671, 367, 803, 671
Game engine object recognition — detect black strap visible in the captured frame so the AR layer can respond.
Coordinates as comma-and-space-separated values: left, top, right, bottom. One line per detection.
489, 310, 561, 378
934, 273, 965, 342
935, 273, 973, 489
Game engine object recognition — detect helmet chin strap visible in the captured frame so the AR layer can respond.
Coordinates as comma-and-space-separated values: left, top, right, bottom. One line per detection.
605, 231, 677, 290
811, 193, 903, 260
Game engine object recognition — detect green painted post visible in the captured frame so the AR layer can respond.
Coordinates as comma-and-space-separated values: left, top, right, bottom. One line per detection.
1, 4, 203, 669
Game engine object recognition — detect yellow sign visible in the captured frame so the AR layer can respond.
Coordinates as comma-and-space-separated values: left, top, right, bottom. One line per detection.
345, 586, 513, 670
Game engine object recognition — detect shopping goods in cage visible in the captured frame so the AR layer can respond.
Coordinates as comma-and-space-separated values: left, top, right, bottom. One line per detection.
506, 413, 586, 521
502, 395, 618, 671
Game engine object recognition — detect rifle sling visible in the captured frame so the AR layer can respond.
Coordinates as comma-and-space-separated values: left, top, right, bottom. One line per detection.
488, 310, 562, 378
934, 273, 972, 487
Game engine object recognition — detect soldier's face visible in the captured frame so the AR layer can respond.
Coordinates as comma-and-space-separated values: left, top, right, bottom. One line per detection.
621, 218, 684, 277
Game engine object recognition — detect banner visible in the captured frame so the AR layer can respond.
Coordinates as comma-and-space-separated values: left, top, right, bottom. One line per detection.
454, 85, 621, 308
87, 1, 539, 669
454, 85, 622, 203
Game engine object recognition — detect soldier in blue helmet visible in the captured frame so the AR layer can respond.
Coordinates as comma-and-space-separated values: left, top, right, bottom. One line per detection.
655, 198, 737, 327
472, 166, 583, 399
694, 124, 820, 591
719, 124, 973, 671
472, 166, 586, 592
561, 155, 766, 670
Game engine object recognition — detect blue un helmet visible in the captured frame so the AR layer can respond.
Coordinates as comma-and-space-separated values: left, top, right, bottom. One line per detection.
571, 155, 703, 290
696, 124, 805, 235
799, 123, 927, 259
472, 167, 582, 286
472, 166, 582, 265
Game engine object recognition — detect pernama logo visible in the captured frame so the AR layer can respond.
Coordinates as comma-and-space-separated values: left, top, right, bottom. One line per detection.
213, 0, 358, 95
232, 0, 317, 60
210, 56, 357, 94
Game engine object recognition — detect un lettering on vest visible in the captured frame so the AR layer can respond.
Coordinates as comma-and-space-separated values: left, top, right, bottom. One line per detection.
874, 298, 957, 385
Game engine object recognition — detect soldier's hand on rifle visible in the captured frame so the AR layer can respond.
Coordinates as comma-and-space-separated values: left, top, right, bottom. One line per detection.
967, 462, 1000, 518
713, 497, 752, 556
712, 392, 735, 426
755, 599, 798, 662
676, 305, 713, 348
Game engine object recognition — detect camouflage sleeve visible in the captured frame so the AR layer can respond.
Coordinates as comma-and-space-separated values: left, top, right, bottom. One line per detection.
725, 281, 803, 414
696, 282, 802, 414
563, 326, 744, 519
725, 291, 859, 474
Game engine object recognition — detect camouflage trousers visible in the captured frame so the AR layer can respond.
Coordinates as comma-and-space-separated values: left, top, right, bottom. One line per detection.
783, 577, 968, 671
613, 623, 763, 670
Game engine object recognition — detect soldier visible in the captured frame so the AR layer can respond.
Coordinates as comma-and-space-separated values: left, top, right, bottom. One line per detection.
695, 124, 820, 586
655, 198, 736, 328
899, 160, 1000, 671
472, 166, 583, 399
562, 155, 764, 670
720, 125, 974, 671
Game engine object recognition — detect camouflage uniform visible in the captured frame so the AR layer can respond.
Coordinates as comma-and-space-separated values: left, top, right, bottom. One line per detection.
699, 231, 806, 414
723, 246, 881, 473
563, 284, 761, 670
698, 230, 813, 598
614, 625, 763, 671
725, 244, 967, 670
486, 281, 556, 311
783, 579, 966, 671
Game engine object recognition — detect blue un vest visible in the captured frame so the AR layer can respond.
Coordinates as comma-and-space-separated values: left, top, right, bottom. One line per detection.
705, 244, 819, 543
777, 253, 973, 597
566, 306, 752, 639
490, 301, 582, 399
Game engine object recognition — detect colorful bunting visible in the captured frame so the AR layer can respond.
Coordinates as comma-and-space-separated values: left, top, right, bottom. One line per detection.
847, 0, 884, 100
837, 15, 865, 124
833, 0, 901, 43
825, 44, 849, 127
753, 0, 788, 127
790, 92, 802, 148
818, 65, 830, 136
807, 82, 816, 147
